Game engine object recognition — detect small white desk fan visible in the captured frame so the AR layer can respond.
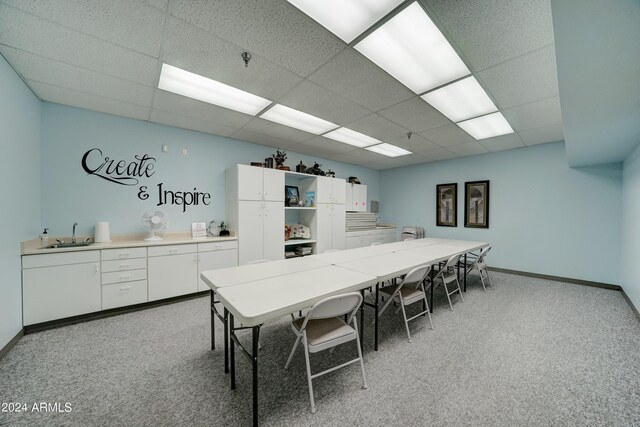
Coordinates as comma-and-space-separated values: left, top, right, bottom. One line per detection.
142, 209, 167, 241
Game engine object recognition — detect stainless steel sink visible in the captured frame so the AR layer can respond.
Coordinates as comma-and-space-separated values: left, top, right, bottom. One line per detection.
41, 242, 92, 249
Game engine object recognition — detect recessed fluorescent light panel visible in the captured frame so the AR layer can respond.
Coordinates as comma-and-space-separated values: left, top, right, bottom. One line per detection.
286, 0, 404, 43
260, 104, 338, 135
421, 76, 498, 122
323, 127, 381, 148
158, 64, 271, 116
457, 112, 514, 140
355, 2, 470, 94
365, 143, 412, 157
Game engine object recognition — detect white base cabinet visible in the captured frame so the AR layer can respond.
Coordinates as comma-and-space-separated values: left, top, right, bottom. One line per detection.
22, 251, 101, 325
345, 228, 396, 249
197, 241, 238, 291
148, 245, 198, 301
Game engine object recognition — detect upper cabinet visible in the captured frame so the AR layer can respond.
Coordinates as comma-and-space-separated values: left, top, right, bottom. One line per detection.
346, 183, 367, 212
316, 176, 346, 204
233, 164, 285, 202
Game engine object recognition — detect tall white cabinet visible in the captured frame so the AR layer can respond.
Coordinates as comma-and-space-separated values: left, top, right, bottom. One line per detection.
227, 165, 285, 265
346, 183, 367, 212
315, 176, 346, 253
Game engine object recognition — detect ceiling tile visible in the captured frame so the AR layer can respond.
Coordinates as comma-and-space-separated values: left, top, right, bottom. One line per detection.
149, 109, 239, 137
0, 4, 158, 86
242, 118, 316, 143
419, 147, 458, 161
152, 89, 253, 128
167, 0, 346, 77
162, 16, 302, 101
421, 124, 475, 147
378, 96, 451, 133
446, 142, 489, 157
299, 136, 361, 154
425, 0, 554, 71
346, 114, 409, 141
230, 128, 302, 151
308, 48, 414, 111
519, 123, 564, 146
29, 81, 151, 121
477, 45, 559, 109
478, 133, 525, 152
385, 134, 440, 154
2, 47, 154, 107
276, 80, 371, 126
3, 0, 165, 57
503, 96, 562, 131
402, 153, 434, 165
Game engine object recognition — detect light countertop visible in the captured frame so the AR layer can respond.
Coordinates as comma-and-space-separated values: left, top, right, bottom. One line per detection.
22, 232, 237, 255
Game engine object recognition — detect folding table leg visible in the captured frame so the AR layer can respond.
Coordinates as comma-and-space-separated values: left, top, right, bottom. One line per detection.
374, 283, 379, 351
252, 326, 260, 427
210, 290, 215, 350
229, 312, 236, 390
359, 289, 365, 351
224, 308, 229, 374
464, 253, 468, 292
429, 267, 434, 313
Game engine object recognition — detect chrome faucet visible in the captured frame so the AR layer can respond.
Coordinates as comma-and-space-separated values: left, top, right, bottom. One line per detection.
72, 222, 78, 243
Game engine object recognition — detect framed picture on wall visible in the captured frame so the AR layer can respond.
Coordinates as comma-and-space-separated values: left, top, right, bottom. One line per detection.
464, 180, 489, 228
436, 183, 457, 227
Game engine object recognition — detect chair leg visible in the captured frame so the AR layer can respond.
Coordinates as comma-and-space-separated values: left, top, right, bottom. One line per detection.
477, 264, 487, 292
421, 284, 434, 330
285, 335, 301, 369
443, 280, 454, 311
455, 277, 464, 302
302, 336, 316, 414
398, 295, 412, 343
353, 317, 368, 389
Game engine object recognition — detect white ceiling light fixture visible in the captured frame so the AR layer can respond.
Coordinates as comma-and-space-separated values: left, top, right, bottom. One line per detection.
422, 76, 498, 122
158, 63, 271, 116
324, 127, 381, 148
260, 104, 339, 135
365, 143, 412, 157
355, 2, 470, 94
457, 112, 514, 140
286, 0, 404, 43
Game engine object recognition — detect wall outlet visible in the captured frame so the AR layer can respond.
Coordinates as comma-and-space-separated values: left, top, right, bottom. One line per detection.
182, 148, 188, 156
162, 144, 168, 153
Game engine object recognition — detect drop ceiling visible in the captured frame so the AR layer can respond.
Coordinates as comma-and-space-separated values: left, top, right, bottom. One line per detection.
0, 0, 564, 170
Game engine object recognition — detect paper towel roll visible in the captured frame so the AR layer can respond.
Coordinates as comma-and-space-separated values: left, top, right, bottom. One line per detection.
95, 222, 111, 243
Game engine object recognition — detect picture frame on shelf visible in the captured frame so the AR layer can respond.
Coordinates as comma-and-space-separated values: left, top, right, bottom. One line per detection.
285, 185, 299, 207
464, 180, 489, 228
436, 183, 457, 227
305, 191, 316, 207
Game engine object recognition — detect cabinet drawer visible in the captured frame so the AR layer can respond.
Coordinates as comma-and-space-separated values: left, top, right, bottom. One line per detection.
102, 258, 147, 273
198, 240, 238, 252
148, 244, 197, 257
102, 280, 147, 310
101, 247, 147, 261
23, 250, 100, 269
102, 269, 147, 285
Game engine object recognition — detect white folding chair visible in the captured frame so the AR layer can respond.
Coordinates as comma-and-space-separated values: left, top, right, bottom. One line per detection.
460, 246, 493, 291
284, 292, 367, 413
378, 264, 433, 343
403, 237, 415, 241
433, 254, 464, 310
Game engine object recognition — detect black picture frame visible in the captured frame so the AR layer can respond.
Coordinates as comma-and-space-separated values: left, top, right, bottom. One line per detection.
436, 183, 457, 227
284, 185, 299, 207
464, 180, 489, 228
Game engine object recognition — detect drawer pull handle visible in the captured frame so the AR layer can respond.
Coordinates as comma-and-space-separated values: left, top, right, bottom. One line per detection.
119, 275, 131, 280
119, 263, 131, 268
169, 249, 178, 254
118, 252, 131, 258
119, 286, 131, 291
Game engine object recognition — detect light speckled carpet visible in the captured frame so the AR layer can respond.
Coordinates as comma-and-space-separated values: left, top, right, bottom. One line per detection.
1, 271, 639, 426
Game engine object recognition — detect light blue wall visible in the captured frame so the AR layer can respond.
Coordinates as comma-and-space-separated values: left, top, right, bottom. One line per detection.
41, 103, 380, 236
379, 141, 622, 285
0, 54, 41, 349
621, 143, 640, 310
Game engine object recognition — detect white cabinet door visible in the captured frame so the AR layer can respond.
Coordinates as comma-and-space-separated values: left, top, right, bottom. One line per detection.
238, 201, 264, 265
316, 176, 332, 204
237, 164, 264, 201
332, 204, 346, 250
345, 182, 354, 211
345, 236, 362, 249
263, 201, 284, 261
263, 168, 285, 201
315, 203, 333, 254
332, 178, 346, 204
148, 253, 198, 301
198, 250, 238, 291
23, 260, 101, 325
354, 184, 367, 212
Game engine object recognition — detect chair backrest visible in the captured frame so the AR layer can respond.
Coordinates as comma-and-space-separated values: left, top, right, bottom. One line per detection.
323, 249, 341, 253
402, 264, 431, 286
444, 253, 462, 269
478, 246, 492, 261
306, 292, 363, 321
246, 259, 270, 265
370, 242, 382, 246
